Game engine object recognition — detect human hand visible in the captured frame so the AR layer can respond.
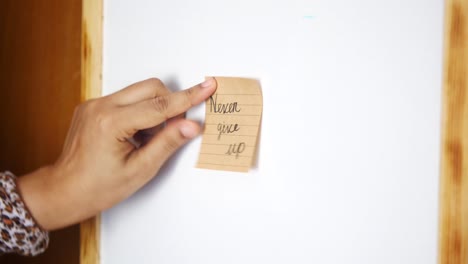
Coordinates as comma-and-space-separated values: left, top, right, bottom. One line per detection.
16, 77, 217, 230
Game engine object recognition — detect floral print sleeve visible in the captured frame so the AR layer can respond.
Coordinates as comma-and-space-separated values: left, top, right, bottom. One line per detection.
0, 171, 49, 256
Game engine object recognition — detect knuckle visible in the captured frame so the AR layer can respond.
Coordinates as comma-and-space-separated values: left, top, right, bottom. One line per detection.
183, 88, 195, 107
84, 100, 112, 129
96, 112, 114, 130
146, 77, 164, 88
74, 98, 118, 134
150, 96, 170, 114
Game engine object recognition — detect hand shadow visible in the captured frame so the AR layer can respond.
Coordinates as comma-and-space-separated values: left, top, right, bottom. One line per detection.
130, 76, 188, 201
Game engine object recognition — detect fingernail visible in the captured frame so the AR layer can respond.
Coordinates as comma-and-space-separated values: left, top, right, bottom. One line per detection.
179, 123, 199, 139
201, 77, 215, 88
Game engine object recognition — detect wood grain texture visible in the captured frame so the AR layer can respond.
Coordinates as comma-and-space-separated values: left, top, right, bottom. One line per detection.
81, 0, 103, 101
439, 0, 468, 263
80, 0, 103, 263
81, 216, 101, 264
0, 0, 82, 263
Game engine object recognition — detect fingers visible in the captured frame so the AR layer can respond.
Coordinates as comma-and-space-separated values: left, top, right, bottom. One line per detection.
107, 78, 171, 105
128, 119, 200, 175
116, 77, 216, 137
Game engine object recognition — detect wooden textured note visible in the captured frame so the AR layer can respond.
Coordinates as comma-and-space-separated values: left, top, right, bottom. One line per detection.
197, 77, 263, 172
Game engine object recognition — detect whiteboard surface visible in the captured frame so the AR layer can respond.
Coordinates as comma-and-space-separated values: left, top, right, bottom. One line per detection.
101, 0, 444, 263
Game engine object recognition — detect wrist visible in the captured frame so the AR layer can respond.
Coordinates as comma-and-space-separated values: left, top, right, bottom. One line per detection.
16, 165, 95, 230
16, 166, 57, 230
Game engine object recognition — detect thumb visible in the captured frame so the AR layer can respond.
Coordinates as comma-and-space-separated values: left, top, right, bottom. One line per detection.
129, 119, 201, 177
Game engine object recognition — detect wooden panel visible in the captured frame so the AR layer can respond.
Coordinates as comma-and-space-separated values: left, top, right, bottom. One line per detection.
439, 0, 468, 263
80, 0, 103, 264
0, 0, 82, 263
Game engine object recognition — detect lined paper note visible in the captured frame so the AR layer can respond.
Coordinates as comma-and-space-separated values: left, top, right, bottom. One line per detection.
197, 77, 263, 172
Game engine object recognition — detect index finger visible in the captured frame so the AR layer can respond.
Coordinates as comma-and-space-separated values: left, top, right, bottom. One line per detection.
116, 77, 217, 137
106, 78, 171, 106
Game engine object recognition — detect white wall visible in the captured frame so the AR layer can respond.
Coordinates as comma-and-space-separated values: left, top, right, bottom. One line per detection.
101, 0, 444, 263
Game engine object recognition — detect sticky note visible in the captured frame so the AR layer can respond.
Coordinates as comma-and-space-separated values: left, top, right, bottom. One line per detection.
197, 77, 263, 172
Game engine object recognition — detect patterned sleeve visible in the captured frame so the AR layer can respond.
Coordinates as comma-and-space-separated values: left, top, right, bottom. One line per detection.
0, 171, 49, 256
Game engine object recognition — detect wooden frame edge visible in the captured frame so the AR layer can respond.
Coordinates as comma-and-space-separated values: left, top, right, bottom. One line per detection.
438, 0, 468, 263
80, 0, 103, 263
80, 215, 101, 264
